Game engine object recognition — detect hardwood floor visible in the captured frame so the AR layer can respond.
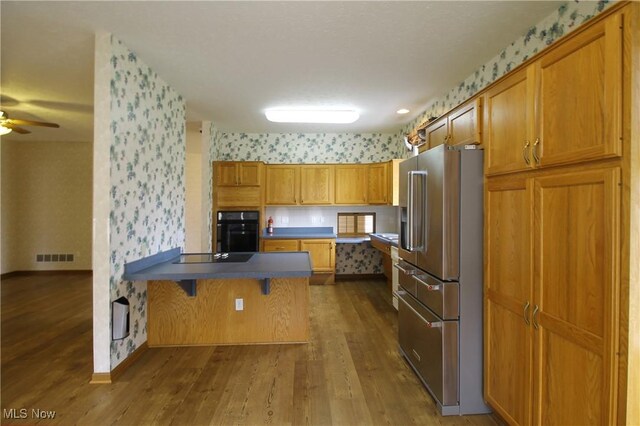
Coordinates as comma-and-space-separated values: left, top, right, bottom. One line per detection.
1, 273, 500, 425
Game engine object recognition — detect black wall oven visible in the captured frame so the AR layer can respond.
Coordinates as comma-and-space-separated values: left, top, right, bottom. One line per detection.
216, 211, 260, 253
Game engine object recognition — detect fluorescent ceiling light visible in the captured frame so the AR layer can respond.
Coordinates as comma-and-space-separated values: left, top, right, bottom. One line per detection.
265, 109, 359, 124
397, 108, 410, 114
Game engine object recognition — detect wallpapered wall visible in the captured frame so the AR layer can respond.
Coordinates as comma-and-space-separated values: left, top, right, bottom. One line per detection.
108, 36, 186, 369
214, 132, 404, 164
405, 0, 613, 133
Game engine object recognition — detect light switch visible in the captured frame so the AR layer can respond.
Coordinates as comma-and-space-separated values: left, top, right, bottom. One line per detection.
235, 298, 244, 311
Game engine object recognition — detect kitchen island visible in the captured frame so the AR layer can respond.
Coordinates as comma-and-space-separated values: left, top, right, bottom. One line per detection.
123, 248, 312, 346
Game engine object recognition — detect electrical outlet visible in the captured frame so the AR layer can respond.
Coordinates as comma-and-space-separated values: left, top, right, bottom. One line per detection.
235, 298, 244, 311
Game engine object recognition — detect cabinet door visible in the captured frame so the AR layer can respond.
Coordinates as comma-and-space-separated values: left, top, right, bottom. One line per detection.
448, 98, 482, 146
484, 176, 534, 426
484, 67, 535, 176
334, 165, 368, 204
532, 168, 620, 426
423, 117, 448, 151
535, 13, 622, 168
216, 162, 240, 186
300, 239, 335, 272
238, 162, 262, 186
265, 165, 298, 205
263, 239, 299, 252
300, 165, 334, 205
367, 163, 388, 204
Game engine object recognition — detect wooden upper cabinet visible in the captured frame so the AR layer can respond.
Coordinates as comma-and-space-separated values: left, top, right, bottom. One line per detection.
420, 117, 448, 152
334, 165, 368, 204
535, 13, 622, 168
265, 165, 298, 205
237, 162, 262, 186
216, 162, 239, 186
367, 162, 388, 205
485, 12, 623, 177
418, 97, 482, 153
300, 165, 334, 205
448, 98, 482, 147
215, 161, 263, 186
484, 67, 535, 176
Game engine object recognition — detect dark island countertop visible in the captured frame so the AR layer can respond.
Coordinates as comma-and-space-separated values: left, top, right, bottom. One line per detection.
123, 248, 312, 282
262, 226, 337, 240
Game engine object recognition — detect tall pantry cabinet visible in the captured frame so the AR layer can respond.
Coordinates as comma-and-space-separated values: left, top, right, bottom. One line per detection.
483, 5, 632, 425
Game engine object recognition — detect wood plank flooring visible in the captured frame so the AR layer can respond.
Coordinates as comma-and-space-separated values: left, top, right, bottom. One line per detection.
1, 273, 501, 425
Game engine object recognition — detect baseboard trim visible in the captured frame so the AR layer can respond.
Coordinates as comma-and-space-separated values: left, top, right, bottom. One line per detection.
335, 273, 385, 281
90, 372, 112, 384
1, 270, 92, 279
90, 341, 148, 385
111, 341, 148, 382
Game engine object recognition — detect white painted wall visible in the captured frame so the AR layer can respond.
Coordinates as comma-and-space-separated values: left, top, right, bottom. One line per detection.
92, 31, 112, 375
185, 122, 202, 253
264, 205, 398, 234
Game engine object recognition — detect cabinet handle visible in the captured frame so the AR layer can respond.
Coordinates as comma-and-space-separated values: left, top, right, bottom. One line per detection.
523, 301, 531, 325
523, 141, 531, 165
532, 138, 541, 165
532, 305, 540, 330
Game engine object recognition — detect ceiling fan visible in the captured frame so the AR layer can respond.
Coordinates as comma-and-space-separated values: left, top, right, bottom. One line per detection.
0, 110, 60, 135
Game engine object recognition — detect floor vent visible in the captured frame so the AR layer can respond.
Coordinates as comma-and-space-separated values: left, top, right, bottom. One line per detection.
36, 254, 74, 262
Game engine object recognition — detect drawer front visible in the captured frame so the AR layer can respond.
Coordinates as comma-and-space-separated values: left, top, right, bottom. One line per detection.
398, 290, 458, 407
262, 239, 299, 252
395, 260, 420, 297
370, 238, 390, 254
414, 274, 459, 320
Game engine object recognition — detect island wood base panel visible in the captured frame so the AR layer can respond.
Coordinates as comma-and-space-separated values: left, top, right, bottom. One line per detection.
148, 277, 309, 346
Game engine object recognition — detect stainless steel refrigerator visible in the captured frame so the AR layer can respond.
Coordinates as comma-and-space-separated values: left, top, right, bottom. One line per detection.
396, 144, 490, 416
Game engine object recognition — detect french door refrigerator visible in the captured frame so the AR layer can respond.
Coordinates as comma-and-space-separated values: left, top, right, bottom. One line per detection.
396, 144, 490, 416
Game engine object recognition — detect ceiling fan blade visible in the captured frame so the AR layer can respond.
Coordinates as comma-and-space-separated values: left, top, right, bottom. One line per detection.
4, 124, 31, 134
7, 118, 59, 128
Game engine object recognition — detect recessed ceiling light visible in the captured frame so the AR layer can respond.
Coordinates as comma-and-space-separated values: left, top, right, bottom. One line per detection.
397, 108, 410, 114
265, 109, 359, 124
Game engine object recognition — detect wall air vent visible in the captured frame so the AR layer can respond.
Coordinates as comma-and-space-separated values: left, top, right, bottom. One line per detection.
35, 254, 75, 262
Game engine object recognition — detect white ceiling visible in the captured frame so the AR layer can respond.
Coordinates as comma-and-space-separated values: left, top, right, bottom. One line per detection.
1, 1, 565, 142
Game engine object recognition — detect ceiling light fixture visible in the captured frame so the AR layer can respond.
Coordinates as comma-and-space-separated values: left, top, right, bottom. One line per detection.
265, 109, 359, 124
397, 108, 410, 114
0, 125, 12, 136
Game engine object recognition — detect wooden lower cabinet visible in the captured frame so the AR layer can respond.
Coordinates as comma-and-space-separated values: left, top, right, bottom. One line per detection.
484, 175, 533, 425
262, 239, 299, 252
485, 166, 620, 425
300, 239, 335, 273
263, 238, 335, 273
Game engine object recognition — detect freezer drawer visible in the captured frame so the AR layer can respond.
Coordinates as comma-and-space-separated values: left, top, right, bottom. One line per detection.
397, 290, 458, 407
394, 260, 420, 297
414, 273, 459, 320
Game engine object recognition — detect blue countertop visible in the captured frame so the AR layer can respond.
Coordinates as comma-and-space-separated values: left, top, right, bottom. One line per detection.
369, 233, 399, 247
123, 248, 312, 281
262, 226, 337, 239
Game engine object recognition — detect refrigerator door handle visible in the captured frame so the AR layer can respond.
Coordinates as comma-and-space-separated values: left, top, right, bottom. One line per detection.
408, 170, 428, 252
